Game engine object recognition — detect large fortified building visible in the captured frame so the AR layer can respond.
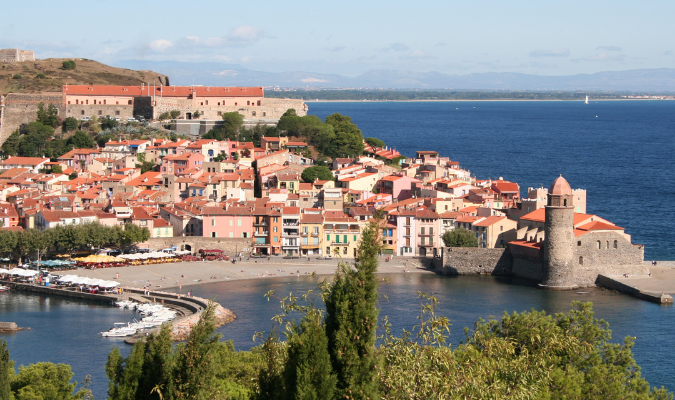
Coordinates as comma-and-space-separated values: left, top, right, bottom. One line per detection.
439, 176, 649, 288
510, 176, 648, 288
0, 85, 307, 145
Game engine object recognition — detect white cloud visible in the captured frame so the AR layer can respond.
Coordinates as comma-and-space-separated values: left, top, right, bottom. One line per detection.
149, 39, 173, 52
529, 49, 570, 57
596, 46, 621, 51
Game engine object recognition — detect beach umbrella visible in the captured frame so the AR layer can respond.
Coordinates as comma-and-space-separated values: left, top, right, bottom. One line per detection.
0, 268, 9, 274
58, 275, 78, 283
99, 281, 120, 288
8, 268, 25, 275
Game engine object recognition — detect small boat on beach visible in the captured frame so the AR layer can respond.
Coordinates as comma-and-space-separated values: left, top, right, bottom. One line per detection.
0, 285, 10, 293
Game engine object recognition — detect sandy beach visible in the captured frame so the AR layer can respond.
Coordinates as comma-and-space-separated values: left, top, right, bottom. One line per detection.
73, 256, 433, 290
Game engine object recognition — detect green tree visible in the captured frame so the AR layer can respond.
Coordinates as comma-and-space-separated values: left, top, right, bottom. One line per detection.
101, 117, 119, 130
67, 131, 95, 148
121, 223, 150, 250
158, 112, 171, 121
1, 131, 21, 156
364, 137, 385, 148
62, 60, 76, 70
135, 153, 156, 174
324, 218, 382, 400
172, 302, 223, 400
68, 171, 78, 180
107, 324, 174, 400
170, 110, 181, 119
12, 74, 22, 80
63, 117, 79, 132
0, 340, 13, 400
51, 165, 63, 174
193, 110, 201, 119
35, 73, 46, 79
442, 227, 478, 247
283, 308, 336, 400
301, 166, 334, 183
11, 362, 90, 399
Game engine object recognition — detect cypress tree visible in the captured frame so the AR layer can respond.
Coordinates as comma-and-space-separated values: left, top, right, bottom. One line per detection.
283, 308, 336, 400
0, 340, 13, 399
324, 219, 382, 400
172, 302, 222, 400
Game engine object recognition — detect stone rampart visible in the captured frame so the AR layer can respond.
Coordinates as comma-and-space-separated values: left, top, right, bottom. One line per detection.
144, 237, 252, 255
0, 93, 65, 145
436, 247, 512, 275
512, 257, 544, 281
66, 104, 134, 120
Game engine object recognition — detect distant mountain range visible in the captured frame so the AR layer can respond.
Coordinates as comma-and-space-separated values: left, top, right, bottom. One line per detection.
114, 60, 675, 92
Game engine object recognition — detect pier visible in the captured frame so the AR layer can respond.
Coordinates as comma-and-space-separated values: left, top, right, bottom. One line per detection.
1, 281, 236, 343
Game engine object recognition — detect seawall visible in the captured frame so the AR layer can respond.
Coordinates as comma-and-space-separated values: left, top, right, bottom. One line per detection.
596, 275, 672, 304
3, 281, 236, 341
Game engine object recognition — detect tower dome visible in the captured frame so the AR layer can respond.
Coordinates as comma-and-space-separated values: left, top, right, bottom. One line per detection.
550, 175, 572, 196
548, 175, 573, 207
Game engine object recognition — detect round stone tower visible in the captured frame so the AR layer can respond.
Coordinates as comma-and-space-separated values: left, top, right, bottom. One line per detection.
542, 175, 576, 288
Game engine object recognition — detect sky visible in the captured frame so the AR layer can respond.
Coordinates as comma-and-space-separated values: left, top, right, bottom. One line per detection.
2, 0, 674, 77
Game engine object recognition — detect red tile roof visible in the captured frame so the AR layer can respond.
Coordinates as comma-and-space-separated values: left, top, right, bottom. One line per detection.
63, 85, 264, 98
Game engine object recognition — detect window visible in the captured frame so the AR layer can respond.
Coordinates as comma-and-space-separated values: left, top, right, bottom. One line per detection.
303, 227, 308, 234
614, 240, 618, 249
128, 100, 132, 105
421, 237, 425, 245
238, 219, 241, 226
230, 220, 233, 226
421, 227, 425, 235
98, 110, 102, 115
579, 256, 584, 265
302, 237, 308, 245
430, 227, 433, 235
229, 232, 233, 238
212, 218, 216, 226
115, 111, 120, 116
577, 241, 581, 246
274, 236, 278, 243
597, 241, 601, 249
499, 226, 503, 232
313, 227, 319, 234
218, 111, 222, 116
274, 217, 278, 223
343, 247, 348, 255
81, 110, 85, 114
273, 226, 278, 233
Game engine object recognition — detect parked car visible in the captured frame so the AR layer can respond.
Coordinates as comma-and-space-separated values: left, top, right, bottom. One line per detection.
126, 117, 137, 122
81, 116, 91, 121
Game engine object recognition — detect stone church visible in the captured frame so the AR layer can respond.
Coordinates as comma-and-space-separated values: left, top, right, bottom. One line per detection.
509, 176, 648, 288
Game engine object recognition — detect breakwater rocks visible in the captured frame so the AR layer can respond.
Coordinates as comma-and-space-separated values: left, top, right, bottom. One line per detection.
170, 297, 236, 341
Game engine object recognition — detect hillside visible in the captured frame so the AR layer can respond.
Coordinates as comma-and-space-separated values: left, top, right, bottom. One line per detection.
0, 58, 169, 96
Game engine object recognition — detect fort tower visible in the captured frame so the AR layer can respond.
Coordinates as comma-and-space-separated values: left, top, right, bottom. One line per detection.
542, 175, 576, 288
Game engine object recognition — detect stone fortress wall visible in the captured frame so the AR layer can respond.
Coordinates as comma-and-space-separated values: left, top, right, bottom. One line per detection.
0, 49, 35, 63
0, 93, 65, 146
153, 97, 307, 120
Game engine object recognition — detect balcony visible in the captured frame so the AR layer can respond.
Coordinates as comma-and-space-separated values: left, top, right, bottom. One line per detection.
330, 241, 350, 246
282, 232, 300, 238
254, 221, 268, 226
282, 221, 299, 226
254, 231, 269, 236
253, 242, 270, 247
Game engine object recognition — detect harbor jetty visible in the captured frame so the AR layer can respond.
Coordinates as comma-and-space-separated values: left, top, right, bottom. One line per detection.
1, 280, 236, 343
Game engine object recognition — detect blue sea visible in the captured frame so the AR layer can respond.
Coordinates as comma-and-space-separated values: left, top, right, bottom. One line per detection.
308, 100, 675, 261
2, 101, 675, 398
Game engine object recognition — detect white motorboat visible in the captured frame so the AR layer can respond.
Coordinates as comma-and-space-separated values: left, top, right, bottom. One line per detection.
100, 322, 137, 337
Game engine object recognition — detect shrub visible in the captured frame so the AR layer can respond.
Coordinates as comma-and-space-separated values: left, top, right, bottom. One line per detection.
158, 112, 171, 121
35, 73, 46, 79
170, 110, 181, 119
62, 60, 76, 70
12, 74, 22, 80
